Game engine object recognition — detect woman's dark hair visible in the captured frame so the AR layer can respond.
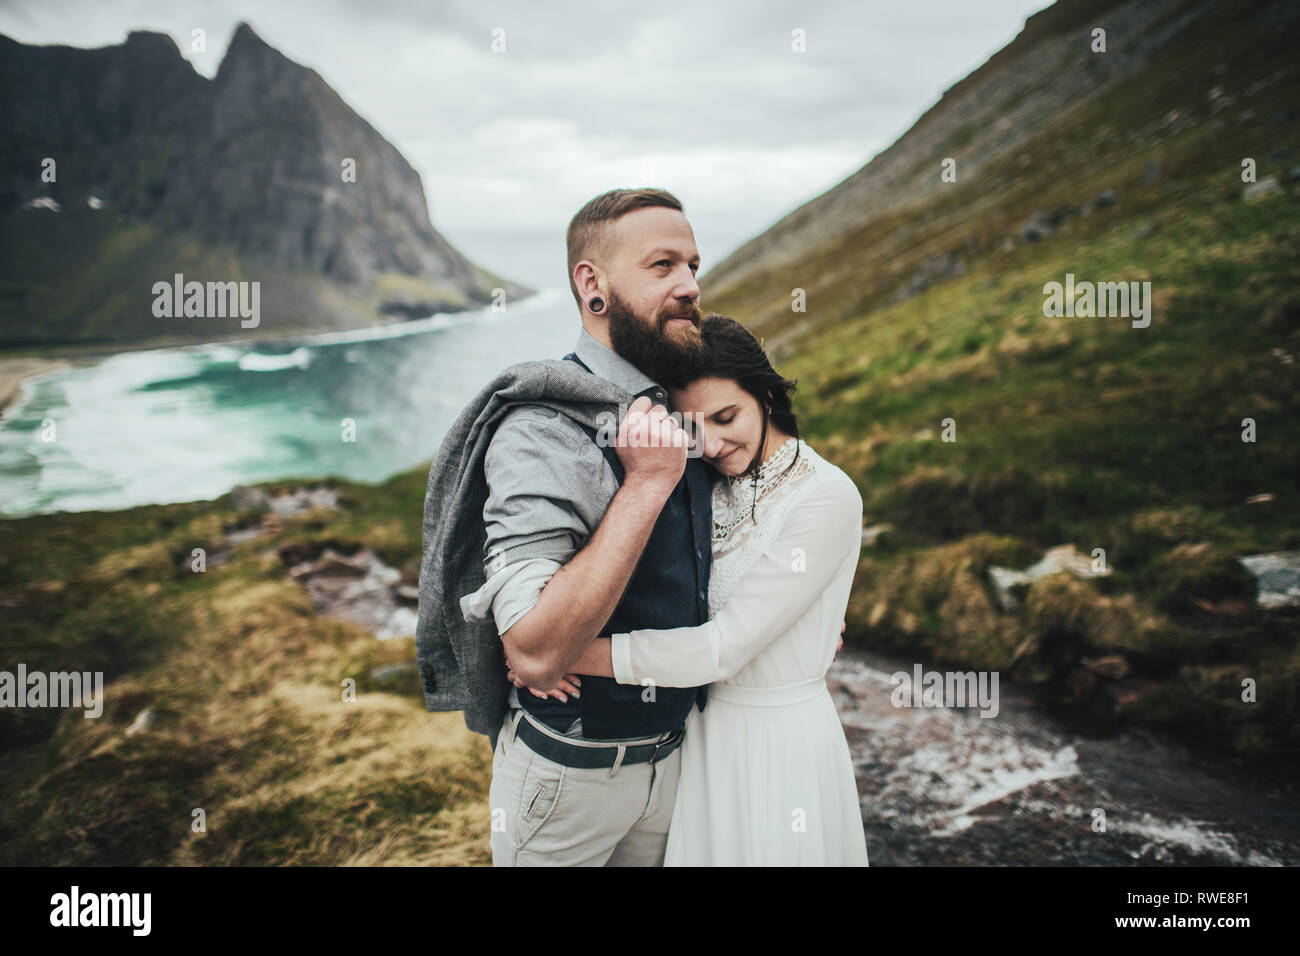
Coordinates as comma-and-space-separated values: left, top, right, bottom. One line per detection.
696, 313, 801, 520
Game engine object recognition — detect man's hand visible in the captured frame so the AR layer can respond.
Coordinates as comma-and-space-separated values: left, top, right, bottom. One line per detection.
835, 618, 846, 661
615, 395, 688, 495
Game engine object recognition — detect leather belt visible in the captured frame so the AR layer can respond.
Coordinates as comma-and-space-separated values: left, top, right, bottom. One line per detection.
512, 709, 685, 771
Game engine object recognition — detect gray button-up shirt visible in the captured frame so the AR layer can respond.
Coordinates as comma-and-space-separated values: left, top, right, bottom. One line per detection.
459, 327, 670, 712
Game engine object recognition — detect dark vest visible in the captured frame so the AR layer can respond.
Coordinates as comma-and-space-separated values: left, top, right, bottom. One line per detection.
515, 352, 711, 739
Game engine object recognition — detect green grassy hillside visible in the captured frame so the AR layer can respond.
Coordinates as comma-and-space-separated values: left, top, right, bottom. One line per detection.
0, 470, 491, 866
702, 0, 1300, 759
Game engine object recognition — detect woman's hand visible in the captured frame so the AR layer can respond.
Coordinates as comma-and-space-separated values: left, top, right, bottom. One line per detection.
504, 656, 582, 703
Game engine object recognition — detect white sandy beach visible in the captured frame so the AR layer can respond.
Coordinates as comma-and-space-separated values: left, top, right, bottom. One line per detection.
0, 358, 72, 416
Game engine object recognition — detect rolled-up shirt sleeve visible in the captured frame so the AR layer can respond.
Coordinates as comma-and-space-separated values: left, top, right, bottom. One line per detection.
459, 405, 618, 635
460, 557, 561, 633
610, 475, 863, 687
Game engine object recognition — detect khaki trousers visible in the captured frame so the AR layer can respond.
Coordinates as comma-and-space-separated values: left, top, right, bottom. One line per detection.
488, 708, 682, 866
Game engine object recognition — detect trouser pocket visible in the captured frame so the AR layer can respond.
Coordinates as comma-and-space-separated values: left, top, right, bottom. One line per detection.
516, 754, 567, 850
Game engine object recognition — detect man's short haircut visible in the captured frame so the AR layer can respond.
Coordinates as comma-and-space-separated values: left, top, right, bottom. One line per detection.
566, 188, 684, 309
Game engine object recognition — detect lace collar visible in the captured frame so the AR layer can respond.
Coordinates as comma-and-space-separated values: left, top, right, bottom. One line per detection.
713, 436, 802, 541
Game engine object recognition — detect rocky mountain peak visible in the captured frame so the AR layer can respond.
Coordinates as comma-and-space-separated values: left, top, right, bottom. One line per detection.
215, 21, 298, 86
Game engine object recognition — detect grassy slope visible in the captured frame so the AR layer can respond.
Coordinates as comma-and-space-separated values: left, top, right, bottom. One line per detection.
0, 468, 493, 866
702, 0, 1300, 761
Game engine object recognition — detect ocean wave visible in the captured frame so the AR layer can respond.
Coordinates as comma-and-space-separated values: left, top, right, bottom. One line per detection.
238, 347, 312, 371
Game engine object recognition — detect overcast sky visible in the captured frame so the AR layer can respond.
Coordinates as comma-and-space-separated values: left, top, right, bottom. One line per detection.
1, 0, 1048, 291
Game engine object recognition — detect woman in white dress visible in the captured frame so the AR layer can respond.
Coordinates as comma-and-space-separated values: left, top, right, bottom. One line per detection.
510, 314, 869, 866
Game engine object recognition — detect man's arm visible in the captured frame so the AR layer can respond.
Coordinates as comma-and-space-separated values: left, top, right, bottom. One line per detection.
503, 396, 687, 689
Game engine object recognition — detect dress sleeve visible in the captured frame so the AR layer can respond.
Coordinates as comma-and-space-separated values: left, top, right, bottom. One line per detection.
609, 474, 863, 687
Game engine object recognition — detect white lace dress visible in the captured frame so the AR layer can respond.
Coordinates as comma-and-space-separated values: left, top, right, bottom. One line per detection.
609, 437, 870, 865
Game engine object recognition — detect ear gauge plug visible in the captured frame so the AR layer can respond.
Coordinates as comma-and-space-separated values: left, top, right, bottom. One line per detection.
589, 296, 606, 315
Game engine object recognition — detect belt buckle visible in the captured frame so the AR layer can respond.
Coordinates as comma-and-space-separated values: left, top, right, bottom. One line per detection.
651, 727, 682, 763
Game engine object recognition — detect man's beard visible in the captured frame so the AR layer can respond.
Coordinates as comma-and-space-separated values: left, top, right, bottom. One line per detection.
605, 290, 709, 389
